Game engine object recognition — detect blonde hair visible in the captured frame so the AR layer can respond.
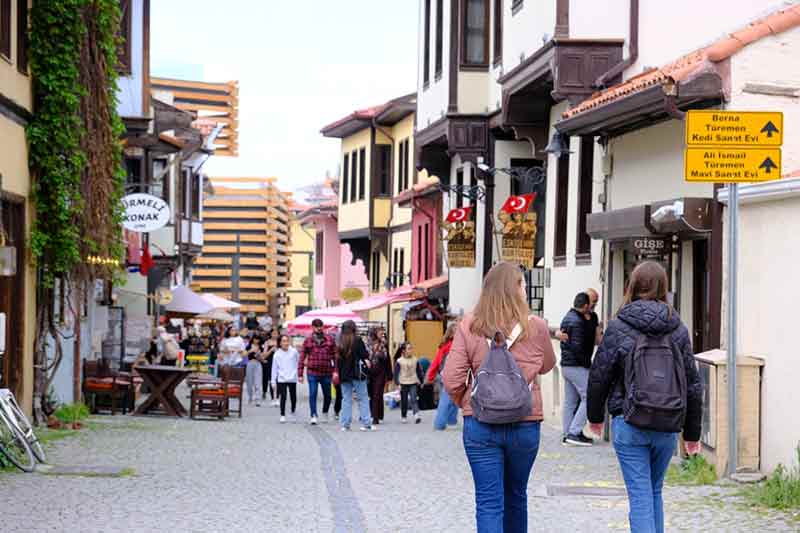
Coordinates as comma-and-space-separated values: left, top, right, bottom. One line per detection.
440, 322, 458, 347
470, 262, 529, 339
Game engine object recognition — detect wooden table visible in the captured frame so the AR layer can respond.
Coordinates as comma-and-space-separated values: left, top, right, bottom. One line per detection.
134, 365, 193, 417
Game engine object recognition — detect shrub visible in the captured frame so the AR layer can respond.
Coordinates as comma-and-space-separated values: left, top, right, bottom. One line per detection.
54, 403, 90, 425
743, 445, 800, 510
666, 454, 717, 485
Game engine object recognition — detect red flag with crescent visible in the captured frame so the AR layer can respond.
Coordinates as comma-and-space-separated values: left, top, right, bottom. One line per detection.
501, 193, 537, 214
446, 206, 473, 223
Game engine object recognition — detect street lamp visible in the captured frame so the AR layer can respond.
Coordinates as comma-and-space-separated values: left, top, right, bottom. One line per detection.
543, 132, 572, 157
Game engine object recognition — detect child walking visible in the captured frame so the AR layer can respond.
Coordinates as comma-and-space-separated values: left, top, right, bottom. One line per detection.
393, 343, 424, 424
245, 338, 263, 406
271, 334, 299, 423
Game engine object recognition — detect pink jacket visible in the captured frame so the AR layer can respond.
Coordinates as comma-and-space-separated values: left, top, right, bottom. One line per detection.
443, 314, 556, 422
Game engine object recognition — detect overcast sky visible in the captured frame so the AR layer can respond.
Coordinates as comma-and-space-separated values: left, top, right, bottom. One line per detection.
151, 1, 419, 197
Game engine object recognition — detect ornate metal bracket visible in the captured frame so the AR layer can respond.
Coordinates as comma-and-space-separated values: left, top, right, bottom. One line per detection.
438, 183, 486, 202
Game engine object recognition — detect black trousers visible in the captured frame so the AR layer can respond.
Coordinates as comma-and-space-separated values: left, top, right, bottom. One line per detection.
261, 361, 274, 399
277, 382, 297, 416
334, 383, 342, 415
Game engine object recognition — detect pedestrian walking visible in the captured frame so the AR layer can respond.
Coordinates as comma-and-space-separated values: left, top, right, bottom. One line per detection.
298, 318, 337, 425
443, 261, 556, 533
367, 326, 392, 425
587, 261, 703, 533
271, 334, 299, 423
393, 343, 424, 424
336, 320, 373, 431
245, 339, 263, 406
427, 322, 459, 430
559, 292, 595, 446
263, 329, 279, 406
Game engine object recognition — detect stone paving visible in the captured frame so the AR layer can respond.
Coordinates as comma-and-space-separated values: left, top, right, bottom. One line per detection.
1, 385, 797, 532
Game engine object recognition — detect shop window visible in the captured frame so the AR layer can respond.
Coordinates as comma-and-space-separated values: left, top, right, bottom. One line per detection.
424, 222, 430, 280
493, 0, 502, 66
423, 0, 431, 86
315, 233, 324, 274
435, 0, 443, 78
358, 147, 366, 200
125, 156, 144, 192
342, 153, 349, 204
462, 0, 489, 68
576, 136, 594, 261
397, 138, 410, 192
371, 250, 381, 292
554, 152, 569, 264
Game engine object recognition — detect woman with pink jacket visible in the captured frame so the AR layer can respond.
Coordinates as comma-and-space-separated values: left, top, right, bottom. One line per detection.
443, 262, 556, 533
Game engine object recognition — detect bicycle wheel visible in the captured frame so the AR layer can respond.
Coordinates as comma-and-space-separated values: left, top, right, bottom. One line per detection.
7, 399, 45, 463
0, 412, 35, 472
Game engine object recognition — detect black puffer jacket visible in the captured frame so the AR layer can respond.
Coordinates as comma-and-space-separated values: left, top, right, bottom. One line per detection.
560, 309, 590, 368
586, 300, 703, 441
338, 336, 370, 383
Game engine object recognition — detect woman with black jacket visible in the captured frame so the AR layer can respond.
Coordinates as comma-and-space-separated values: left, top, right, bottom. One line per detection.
337, 321, 373, 431
587, 261, 703, 533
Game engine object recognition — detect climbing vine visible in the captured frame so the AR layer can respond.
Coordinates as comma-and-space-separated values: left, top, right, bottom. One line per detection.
27, 0, 126, 421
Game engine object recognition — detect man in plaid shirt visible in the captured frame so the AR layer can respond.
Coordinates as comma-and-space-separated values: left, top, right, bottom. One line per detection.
298, 319, 337, 425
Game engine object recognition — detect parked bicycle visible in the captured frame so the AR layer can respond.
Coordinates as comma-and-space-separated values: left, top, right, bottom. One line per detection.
0, 389, 45, 472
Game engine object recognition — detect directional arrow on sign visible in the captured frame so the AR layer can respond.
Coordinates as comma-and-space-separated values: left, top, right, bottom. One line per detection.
760, 121, 780, 138
759, 157, 778, 173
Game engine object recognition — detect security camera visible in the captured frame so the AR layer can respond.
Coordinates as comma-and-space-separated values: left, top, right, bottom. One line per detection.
650, 200, 684, 226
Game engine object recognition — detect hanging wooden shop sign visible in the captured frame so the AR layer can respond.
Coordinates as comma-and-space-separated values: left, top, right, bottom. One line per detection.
121, 193, 171, 232
498, 193, 537, 269
443, 206, 476, 269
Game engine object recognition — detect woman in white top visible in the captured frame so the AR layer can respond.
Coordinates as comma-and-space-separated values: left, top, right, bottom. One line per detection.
271, 335, 299, 423
219, 327, 246, 367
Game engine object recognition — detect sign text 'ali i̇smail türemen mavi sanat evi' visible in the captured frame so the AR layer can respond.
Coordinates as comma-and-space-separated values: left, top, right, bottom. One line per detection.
684, 147, 782, 182
685, 110, 783, 146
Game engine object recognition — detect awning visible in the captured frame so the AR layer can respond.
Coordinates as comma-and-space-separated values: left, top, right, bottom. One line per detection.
201, 293, 241, 310
196, 310, 235, 322
413, 275, 448, 292
285, 305, 363, 335
348, 285, 415, 313
164, 286, 214, 317
587, 198, 713, 241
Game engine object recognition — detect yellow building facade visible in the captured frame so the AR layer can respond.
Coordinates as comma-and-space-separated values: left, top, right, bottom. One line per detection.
285, 210, 314, 321
0, 0, 36, 413
196, 177, 291, 323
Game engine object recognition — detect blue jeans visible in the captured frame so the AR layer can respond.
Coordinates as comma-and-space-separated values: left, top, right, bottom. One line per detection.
307, 375, 332, 418
433, 385, 459, 430
340, 379, 371, 429
612, 416, 677, 533
463, 416, 540, 533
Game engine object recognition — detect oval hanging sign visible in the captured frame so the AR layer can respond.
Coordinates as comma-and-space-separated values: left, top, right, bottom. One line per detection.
121, 193, 170, 232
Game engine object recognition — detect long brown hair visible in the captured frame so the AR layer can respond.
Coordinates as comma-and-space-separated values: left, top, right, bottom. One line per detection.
440, 322, 458, 347
470, 261, 529, 339
339, 320, 357, 360
621, 261, 670, 309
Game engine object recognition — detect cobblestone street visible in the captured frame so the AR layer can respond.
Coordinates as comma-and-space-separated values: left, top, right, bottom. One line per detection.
1, 387, 796, 532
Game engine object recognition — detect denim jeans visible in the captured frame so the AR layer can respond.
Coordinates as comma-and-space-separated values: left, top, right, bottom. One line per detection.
340, 379, 371, 429
612, 416, 677, 533
433, 385, 459, 430
307, 375, 332, 418
463, 416, 541, 533
561, 365, 589, 437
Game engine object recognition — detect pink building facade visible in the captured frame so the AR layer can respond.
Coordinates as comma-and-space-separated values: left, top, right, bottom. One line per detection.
397, 180, 443, 284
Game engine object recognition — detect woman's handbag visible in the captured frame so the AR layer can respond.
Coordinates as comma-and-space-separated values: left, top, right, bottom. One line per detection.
332, 370, 341, 386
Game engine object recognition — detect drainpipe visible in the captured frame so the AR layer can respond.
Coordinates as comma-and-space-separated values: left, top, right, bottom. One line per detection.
663, 80, 686, 120
594, 0, 639, 88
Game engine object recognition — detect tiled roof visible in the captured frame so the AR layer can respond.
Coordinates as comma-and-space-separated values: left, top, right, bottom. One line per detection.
563, 5, 800, 119
320, 104, 388, 134
394, 176, 441, 204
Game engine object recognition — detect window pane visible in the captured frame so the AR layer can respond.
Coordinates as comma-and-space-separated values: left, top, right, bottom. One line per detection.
466, 0, 487, 64
358, 147, 366, 200
350, 150, 357, 203
0, 0, 11, 58
435, 0, 444, 74
554, 153, 570, 259
342, 154, 349, 203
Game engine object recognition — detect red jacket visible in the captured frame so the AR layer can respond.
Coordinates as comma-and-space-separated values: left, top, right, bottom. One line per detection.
426, 340, 453, 382
299, 333, 337, 378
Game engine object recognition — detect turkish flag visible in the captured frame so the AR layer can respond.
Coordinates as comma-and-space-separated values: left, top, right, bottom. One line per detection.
501, 193, 537, 214
446, 206, 473, 223
140, 246, 154, 276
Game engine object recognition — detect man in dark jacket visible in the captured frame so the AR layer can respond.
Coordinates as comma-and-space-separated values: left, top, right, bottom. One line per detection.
560, 292, 594, 446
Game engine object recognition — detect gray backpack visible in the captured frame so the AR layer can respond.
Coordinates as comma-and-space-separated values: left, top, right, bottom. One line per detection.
469, 325, 532, 424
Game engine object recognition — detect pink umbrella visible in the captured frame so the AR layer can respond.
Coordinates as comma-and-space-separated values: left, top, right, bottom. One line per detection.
286, 305, 363, 336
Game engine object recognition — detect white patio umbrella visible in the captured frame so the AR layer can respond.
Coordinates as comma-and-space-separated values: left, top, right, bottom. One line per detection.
196, 309, 235, 322
164, 286, 214, 317
201, 293, 241, 310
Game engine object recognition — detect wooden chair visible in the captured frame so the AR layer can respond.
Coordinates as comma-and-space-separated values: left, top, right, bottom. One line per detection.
189, 375, 228, 420
220, 366, 245, 418
82, 358, 131, 415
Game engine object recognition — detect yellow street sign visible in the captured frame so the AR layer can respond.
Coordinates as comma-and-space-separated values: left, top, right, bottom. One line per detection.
685, 110, 783, 146
685, 147, 781, 182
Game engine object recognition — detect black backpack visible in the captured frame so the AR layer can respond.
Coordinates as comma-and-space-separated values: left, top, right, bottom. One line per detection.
623, 332, 687, 433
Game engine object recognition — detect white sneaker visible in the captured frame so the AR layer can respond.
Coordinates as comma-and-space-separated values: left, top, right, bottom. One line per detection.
310, 416, 318, 425
401, 417, 408, 424
255, 401, 261, 407
359, 426, 370, 432
341, 426, 350, 432
271, 400, 280, 407
280, 416, 286, 423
